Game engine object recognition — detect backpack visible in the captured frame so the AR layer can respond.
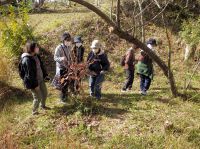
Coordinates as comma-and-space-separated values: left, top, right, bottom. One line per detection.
18, 58, 25, 80
120, 55, 126, 66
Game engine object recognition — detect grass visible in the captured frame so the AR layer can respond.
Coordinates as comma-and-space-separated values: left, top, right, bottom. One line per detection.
0, 3, 200, 149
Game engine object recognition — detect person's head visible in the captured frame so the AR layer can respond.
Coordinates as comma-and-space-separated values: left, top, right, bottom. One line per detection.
74, 36, 83, 47
61, 32, 72, 47
25, 41, 39, 55
91, 40, 102, 54
147, 38, 157, 47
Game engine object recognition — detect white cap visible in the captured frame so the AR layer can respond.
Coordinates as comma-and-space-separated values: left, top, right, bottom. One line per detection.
91, 40, 102, 49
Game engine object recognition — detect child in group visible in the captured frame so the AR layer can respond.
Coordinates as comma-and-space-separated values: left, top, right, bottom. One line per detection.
121, 44, 139, 92
19, 41, 50, 115
136, 38, 157, 95
87, 40, 110, 100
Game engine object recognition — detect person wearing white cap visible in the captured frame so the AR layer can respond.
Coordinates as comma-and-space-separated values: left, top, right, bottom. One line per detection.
87, 40, 110, 100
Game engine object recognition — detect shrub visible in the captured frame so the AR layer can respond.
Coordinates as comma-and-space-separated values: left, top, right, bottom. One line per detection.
0, 3, 34, 56
180, 18, 200, 46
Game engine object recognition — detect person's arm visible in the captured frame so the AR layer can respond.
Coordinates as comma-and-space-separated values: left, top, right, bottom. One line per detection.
37, 55, 48, 78
54, 45, 65, 63
101, 54, 110, 72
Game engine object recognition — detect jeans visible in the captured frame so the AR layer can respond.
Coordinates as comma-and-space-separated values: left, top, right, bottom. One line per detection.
140, 74, 151, 92
123, 69, 134, 90
89, 74, 105, 99
31, 81, 47, 114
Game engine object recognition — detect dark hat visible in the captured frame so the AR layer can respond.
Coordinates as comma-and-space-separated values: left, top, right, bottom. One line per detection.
74, 36, 83, 43
61, 32, 71, 41
147, 38, 157, 46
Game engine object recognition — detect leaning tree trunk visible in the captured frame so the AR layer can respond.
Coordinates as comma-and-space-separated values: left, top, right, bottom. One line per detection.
69, 0, 179, 97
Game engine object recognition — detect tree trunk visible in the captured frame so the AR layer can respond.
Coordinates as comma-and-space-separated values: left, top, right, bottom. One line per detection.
63, 0, 179, 97
116, 0, 120, 28
137, 0, 145, 42
184, 44, 196, 61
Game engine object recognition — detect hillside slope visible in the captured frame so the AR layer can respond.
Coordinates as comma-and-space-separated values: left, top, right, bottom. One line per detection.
0, 6, 200, 149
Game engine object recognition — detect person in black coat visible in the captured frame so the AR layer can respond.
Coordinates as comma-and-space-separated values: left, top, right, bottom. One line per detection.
87, 40, 110, 100
73, 36, 85, 63
20, 41, 50, 115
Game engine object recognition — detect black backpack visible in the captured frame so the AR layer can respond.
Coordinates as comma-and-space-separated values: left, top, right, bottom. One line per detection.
18, 58, 25, 80
120, 55, 126, 66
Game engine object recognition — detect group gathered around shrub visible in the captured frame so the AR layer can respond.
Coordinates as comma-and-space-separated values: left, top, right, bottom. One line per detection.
19, 32, 157, 115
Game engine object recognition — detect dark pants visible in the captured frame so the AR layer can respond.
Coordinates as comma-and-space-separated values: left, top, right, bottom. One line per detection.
123, 69, 134, 90
89, 74, 104, 99
59, 69, 75, 102
140, 74, 151, 92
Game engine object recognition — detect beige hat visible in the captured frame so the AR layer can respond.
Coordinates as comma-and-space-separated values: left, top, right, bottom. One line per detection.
91, 40, 102, 49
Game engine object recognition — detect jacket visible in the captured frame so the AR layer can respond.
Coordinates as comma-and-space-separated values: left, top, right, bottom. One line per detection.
124, 49, 135, 70
54, 43, 72, 75
21, 53, 48, 89
72, 45, 85, 63
136, 51, 153, 79
87, 50, 110, 74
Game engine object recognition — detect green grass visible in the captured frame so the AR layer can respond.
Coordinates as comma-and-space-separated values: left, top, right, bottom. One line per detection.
0, 4, 200, 149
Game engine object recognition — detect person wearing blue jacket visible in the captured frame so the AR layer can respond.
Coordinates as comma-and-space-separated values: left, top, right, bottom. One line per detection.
87, 40, 110, 100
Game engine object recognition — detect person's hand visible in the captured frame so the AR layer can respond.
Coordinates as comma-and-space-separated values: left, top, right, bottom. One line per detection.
60, 57, 67, 61
35, 86, 39, 91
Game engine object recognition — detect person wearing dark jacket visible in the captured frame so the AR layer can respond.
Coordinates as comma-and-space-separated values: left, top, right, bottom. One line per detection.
72, 36, 85, 63
136, 38, 157, 95
122, 45, 139, 92
20, 41, 50, 115
87, 40, 110, 100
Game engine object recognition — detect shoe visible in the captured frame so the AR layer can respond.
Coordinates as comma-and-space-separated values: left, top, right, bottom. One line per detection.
90, 93, 95, 97
121, 89, 127, 93
59, 101, 67, 105
41, 106, 51, 110
128, 88, 132, 91
32, 111, 39, 115
141, 90, 147, 96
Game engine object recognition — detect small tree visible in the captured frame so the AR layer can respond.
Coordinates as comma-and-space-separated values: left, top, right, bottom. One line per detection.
0, 3, 34, 56
180, 18, 200, 61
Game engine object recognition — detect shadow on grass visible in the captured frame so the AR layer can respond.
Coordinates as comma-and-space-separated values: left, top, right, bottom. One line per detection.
31, 7, 90, 14
0, 82, 31, 110
52, 96, 129, 119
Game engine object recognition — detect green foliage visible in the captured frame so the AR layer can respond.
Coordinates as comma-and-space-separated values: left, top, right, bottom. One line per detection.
180, 18, 200, 46
0, 3, 34, 56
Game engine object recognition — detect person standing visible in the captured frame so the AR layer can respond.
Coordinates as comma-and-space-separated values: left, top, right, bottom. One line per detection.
87, 40, 110, 100
136, 38, 157, 95
121, 45, 139, 92
53, 32, 73, 103
72, 36, 85, 64
19, 41, 50, 115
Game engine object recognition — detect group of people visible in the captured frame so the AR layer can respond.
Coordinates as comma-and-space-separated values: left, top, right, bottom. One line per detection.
19, 31, 156, 115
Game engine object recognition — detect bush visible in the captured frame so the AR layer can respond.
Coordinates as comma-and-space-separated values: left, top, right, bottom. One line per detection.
180, 18, 200, 46
0, 3, 34, 56
0, 58, 12, 84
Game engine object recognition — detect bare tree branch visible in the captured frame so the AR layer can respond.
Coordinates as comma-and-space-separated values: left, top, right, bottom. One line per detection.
70, 0, 178, 97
